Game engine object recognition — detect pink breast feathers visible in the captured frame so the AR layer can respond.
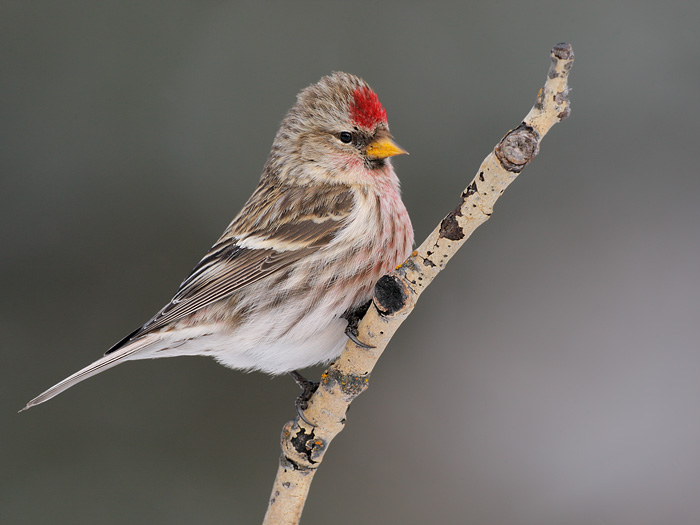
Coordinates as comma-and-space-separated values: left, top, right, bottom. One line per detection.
350, 87, 388, 130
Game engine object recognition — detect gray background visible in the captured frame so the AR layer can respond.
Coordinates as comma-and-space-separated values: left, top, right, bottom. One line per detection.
4, 1, 700, 524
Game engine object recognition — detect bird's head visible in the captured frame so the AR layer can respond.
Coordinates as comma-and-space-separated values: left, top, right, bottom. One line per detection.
267, 72, 406, 186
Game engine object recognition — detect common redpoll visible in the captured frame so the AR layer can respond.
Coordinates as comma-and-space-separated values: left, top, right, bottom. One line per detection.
22, 72, 413, 411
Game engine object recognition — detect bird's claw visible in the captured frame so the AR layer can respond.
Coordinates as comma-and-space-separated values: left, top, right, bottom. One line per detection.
345, 326, 375, 349
289, 370, 319, 426
342, 300, 375, 349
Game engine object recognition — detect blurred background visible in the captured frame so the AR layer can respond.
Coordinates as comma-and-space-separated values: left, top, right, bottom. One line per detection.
3, 1, 700, 523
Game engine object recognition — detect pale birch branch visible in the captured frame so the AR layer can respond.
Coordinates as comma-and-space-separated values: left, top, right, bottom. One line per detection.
263, 42, 575, 525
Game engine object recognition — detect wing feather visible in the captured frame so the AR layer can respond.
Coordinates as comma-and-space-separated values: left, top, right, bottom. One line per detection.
106, 184, 354, 354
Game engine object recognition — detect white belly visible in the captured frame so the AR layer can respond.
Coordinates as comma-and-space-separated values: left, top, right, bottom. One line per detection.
144, 303, 350, 374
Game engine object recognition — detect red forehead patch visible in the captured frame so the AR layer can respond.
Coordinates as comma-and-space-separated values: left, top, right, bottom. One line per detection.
350, 87, 387, 129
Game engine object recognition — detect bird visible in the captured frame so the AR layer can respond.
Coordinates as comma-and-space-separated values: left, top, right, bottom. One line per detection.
22, 72, 414, 412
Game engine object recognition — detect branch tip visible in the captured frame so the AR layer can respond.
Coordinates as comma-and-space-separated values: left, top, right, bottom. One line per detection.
552, 42, 574, 60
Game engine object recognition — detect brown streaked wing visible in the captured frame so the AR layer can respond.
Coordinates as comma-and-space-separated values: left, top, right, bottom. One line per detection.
228, 183, 354, 239
105, 187, 354, 355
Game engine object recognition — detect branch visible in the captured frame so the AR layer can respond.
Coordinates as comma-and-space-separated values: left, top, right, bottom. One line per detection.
262, 43, 575, 525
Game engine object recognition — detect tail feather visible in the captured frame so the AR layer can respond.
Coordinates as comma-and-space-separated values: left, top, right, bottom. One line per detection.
20, 341, 150, 412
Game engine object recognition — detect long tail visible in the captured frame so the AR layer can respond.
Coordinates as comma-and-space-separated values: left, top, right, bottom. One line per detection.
20, 340, 151, 412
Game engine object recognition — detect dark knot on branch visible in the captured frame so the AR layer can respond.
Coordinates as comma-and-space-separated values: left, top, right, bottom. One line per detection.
494, 123, 540, 173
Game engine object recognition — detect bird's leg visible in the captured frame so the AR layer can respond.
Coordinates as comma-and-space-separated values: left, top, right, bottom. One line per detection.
289, 302, 375, 424
342, 300, 375, 349
289, 370, 319, 425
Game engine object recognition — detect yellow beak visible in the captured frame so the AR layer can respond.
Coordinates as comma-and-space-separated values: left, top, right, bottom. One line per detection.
366, 137, 408, 160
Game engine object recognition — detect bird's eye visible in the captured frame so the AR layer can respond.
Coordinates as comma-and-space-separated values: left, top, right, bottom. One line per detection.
339, 131, 353, 144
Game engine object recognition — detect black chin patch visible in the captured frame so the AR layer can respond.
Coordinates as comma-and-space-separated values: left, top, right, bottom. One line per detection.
365, 158, 387, 170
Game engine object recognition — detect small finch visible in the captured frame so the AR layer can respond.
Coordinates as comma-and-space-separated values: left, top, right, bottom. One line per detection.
22, 72, 413, 411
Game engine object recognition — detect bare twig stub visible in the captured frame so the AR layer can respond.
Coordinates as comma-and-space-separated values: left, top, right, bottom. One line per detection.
263, 42, 575, 525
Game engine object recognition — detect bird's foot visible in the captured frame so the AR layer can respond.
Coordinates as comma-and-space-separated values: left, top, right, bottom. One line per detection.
342, 300, 375, 349
345, 326, 375, 349
290, 370, 319, 426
